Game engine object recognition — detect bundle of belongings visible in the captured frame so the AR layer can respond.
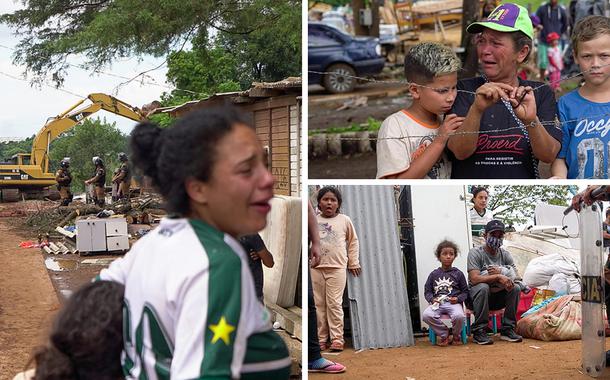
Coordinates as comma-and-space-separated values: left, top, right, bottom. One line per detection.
516, 295, 585, 341
523, 253, 580, 295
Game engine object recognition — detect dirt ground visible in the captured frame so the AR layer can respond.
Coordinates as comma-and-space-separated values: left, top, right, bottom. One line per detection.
310, 336, 610, 380
0, 215, 58, 378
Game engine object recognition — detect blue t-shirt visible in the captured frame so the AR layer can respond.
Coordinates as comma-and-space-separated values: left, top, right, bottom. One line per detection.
558, 90, 610, 179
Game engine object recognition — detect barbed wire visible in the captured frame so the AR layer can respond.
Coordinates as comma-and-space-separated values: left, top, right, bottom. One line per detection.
309, 61, 610, 93
308, 63, 610, 141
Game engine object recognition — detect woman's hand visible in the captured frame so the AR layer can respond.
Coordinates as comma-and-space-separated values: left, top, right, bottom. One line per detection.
349, 267, 361, 277
473, 82, 512, 113
510, 86, 537, 124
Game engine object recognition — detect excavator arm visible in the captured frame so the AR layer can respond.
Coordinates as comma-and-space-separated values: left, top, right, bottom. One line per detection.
30, 93, 145, 173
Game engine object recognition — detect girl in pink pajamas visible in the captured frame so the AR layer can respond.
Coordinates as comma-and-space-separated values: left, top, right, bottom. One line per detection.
311, 186, 361, 352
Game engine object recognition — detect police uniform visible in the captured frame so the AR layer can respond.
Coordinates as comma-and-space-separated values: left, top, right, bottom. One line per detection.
55, 167, 72, 206
114, 162, 131, 200
90, 166, 106, 207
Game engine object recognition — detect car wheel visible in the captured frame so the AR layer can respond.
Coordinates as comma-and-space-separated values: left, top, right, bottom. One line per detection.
323, 63, 356, 94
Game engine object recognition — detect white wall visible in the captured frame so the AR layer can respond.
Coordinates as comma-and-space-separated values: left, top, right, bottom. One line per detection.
410, 185, 471, 327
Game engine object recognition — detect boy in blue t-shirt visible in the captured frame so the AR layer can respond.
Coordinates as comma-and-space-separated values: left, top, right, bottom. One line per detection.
551, 16, 610, 179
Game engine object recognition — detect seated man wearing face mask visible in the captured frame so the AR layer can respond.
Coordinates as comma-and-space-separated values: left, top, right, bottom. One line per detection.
467, 220, 522, 345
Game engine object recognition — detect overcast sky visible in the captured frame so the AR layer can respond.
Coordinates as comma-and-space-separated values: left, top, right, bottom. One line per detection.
0, 2, 170, 139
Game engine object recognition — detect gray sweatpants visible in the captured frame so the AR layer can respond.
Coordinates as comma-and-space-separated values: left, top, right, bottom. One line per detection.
469, 283, 520, 333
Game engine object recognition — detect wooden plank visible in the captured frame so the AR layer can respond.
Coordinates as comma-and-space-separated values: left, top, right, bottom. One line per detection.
271, 132, 289, 140
271, 124, 289, 134
265, 302, 301, 339
271, 139, 289, 148
271, 161, 290, 168
271, 107, 289, 118
273, 146, 289, 154
271, 117, 289, 127
272, 153, 289, 161
255, 127, 270, 135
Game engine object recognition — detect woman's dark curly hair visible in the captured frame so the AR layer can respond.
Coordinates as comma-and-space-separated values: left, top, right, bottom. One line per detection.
130, 107, 250, 215
434, 240, 459, 260
317, 186, 342, 213
32, 281, 125, 380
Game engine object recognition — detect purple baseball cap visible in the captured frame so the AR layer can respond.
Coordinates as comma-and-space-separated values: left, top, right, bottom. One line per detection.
467, 3, 534, 40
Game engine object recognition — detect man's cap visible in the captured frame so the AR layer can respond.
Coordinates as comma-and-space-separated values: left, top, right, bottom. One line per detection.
467, 3, 534, 40
485, 219, 505, 233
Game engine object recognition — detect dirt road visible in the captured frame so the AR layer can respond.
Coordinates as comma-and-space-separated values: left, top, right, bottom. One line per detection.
0, 216, 58, 378
310, 336, 607, 380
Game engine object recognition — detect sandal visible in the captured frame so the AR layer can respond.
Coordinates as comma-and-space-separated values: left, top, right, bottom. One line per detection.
308, 358, 346, 373
329, 340, 344, 351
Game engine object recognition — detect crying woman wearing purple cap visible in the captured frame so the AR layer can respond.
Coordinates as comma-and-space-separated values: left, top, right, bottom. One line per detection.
447, 3, 562, 179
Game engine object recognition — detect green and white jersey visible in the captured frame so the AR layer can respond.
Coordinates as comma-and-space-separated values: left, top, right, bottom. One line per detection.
99, 218, 290, 380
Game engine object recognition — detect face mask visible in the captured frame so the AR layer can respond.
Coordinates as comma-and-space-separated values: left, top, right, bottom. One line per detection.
486, 236, 503, 250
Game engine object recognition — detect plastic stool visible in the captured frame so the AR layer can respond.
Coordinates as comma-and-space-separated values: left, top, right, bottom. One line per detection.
428, 315, 468, 345
465, 308, 505, 335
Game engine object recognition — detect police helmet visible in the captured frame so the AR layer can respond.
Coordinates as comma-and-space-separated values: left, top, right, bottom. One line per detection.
92, 156, 103, 166
118, 152, 128, 162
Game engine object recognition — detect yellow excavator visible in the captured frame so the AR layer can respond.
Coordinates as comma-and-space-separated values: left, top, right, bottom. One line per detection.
0, 93, 146, 202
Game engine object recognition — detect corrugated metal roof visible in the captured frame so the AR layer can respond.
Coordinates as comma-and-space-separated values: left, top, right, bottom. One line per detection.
340, 185, 415, 350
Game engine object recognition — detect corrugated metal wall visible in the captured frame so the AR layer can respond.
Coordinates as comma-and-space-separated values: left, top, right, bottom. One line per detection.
340, 185, 415, 350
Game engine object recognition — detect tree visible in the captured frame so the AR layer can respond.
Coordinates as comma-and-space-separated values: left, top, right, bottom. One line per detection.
0, 137, 34, 161
0, 0, 294, 86
472, 185, 572, 226
49, 118, 128, 192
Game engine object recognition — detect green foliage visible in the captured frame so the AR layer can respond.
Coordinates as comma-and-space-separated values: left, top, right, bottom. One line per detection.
161, 0, 300, 107
311, 0, 351, 7
165, 47, 241, 98
0, 0, 297, 86
0, 137, 34, 161
49, 118, 128, 192
309, 117, 381, 135
472, 185, 572, 226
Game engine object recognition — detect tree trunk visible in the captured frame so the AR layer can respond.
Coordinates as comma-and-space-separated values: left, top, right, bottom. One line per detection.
371, 0, 381, 37
460, 0, 481, 79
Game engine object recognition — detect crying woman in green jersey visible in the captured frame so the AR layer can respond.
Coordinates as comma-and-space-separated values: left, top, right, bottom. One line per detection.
96, 107, 290, 379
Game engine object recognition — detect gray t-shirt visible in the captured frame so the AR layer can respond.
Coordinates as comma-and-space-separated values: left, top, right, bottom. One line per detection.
467, 245, 518, 288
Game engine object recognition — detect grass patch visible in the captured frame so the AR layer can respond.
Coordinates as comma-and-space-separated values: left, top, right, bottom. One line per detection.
309, 117, 382, 135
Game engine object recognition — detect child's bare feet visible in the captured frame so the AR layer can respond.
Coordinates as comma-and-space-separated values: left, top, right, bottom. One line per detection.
437, 336, 449, 346
451, 336, 463, 345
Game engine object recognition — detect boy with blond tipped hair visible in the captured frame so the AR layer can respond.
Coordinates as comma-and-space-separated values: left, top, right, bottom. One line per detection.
551, 16, 610, 179
376, 42, 464, 179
